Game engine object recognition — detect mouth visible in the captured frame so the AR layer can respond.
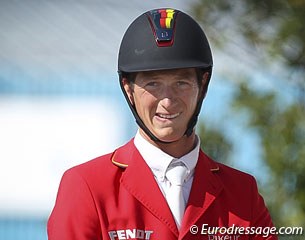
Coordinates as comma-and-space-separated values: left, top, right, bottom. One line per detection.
156, 112, 181, 120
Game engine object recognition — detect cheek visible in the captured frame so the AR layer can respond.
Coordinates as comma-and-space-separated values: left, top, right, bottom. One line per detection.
185, 90, 200, 110
134, 92, 157, 115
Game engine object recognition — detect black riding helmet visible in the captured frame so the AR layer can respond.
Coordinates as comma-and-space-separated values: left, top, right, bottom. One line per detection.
118, 8, 213, 143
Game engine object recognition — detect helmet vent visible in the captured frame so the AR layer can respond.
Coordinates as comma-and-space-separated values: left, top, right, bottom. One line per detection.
146, 9, 179, 47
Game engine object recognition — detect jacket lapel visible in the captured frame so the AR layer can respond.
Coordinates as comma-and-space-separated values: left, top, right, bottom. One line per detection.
111, 140, 179, 237
179, 150, 224, 239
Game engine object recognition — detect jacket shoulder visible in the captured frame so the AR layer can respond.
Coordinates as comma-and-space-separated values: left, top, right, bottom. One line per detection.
218, 161, 256, 183
63, 139, 135, 186
202, 151, 257, 188
203, 150, 254, 176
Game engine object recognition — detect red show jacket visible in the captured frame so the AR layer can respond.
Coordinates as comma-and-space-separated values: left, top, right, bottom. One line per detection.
48, 139, 278, 240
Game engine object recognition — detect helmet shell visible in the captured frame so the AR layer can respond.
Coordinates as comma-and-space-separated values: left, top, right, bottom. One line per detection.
118, 9, 213, 73
118, 9, 213, 143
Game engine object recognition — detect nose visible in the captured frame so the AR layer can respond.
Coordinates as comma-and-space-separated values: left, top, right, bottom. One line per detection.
160, 97, 175, 109
159, 86, 178, 109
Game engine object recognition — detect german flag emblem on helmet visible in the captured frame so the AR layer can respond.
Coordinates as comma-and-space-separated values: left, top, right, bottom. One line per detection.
146, 9, 179, 46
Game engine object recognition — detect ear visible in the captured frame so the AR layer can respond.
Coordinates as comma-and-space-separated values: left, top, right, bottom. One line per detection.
202, 72, 210, 87
122, 78, 135, 104
200, 72, 210, 98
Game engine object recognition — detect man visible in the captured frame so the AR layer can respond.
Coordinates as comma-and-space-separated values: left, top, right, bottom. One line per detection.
48, 8, 278, 240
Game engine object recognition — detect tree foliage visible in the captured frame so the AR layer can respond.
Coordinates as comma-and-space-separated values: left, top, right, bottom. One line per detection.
192, 0, 305, 104
192, 0, 305, 232
198, 123, 232, 165
233, 84, 305, 228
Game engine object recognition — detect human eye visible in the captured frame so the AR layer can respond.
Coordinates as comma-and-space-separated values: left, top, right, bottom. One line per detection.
176, 80, 193, 89
146, 81, 158, 86
144, 80, 161, 89
177, 80, 189, 86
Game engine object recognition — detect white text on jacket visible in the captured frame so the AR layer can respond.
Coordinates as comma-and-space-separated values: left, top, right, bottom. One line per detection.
108, 229, 154, 240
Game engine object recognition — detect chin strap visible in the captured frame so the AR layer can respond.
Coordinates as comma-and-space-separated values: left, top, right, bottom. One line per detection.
119, 71, 173, 144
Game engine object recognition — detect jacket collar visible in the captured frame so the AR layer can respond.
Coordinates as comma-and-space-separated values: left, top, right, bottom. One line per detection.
111, 139, 223, 238
180, 150, 223, 238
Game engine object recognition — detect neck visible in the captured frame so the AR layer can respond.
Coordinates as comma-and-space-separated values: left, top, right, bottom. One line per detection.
139, 129, 197, 158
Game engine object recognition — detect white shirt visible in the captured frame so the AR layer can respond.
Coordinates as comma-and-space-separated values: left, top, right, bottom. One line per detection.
134, 131, 200, 206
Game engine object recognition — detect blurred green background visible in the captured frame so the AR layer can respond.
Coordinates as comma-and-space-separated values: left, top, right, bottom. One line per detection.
195, 1, 305, 239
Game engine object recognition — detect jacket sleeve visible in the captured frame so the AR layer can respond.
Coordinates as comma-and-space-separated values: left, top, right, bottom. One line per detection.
47, 168, 102, 240
250, 177, 278, 240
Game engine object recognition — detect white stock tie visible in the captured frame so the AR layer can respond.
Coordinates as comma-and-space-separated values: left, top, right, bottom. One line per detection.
165, 161, 188, 229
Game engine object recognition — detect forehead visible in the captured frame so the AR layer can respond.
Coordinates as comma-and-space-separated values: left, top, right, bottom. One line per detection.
136, 68, 197, 80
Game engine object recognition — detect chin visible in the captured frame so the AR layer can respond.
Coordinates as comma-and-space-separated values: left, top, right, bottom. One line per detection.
154, 130, 184, 143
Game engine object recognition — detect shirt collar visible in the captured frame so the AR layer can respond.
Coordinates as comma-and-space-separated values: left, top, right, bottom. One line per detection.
134, 130, 200, 182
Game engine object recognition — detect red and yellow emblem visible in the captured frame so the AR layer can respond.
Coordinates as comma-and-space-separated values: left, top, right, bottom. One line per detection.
158, 9, 175, 29
147, 8, 179, 46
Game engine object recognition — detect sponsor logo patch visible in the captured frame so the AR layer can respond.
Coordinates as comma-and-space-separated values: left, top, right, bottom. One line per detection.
108, 229, 153, 240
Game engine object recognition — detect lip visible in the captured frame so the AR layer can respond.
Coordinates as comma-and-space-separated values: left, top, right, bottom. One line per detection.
155, 112, 181, 121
